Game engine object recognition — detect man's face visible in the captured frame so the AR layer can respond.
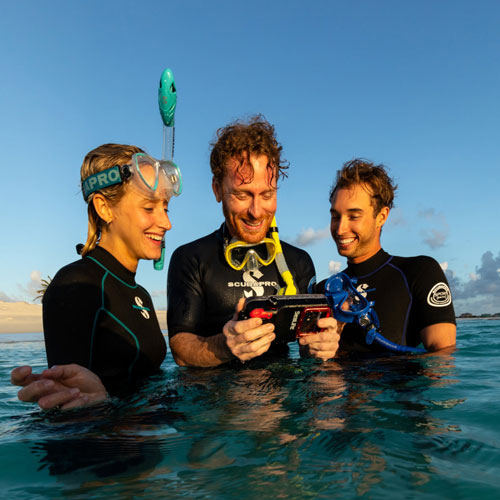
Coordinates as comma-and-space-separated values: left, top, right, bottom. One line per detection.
330, 183, 389, 264
213, 153, 277, 243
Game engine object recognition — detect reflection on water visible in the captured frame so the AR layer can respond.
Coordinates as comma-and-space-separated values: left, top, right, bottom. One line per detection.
1, 322, 500, 499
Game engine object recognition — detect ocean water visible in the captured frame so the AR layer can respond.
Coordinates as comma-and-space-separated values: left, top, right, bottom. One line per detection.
1, 321, 499, 500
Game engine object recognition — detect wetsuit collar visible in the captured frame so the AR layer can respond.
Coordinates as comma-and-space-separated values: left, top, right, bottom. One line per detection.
346, 249, 391, 278
87, 246, 137, 286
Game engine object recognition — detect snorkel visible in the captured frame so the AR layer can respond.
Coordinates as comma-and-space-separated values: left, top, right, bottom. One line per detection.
324, 273, 427, 354
270, 217, 297, 295
154, 68, 177, 271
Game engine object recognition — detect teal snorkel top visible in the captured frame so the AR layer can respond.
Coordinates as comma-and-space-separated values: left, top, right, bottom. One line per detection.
154, 67, 178, 271
158, 68, 177, 128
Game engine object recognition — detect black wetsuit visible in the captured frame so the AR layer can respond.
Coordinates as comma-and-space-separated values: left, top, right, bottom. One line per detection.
43, 246, 166, 392
316, 249, 456, 353
167, 224, 316, 349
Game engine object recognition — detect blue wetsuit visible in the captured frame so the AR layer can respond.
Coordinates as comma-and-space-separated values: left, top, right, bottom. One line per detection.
43, 246, 166, 393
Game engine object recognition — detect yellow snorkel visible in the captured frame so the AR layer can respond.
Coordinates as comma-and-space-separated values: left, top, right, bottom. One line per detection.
269, 216, 297, 295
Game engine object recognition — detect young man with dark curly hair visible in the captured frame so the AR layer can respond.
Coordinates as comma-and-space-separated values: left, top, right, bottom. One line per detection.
167, 116, 341, 367
317, 159, 456, 353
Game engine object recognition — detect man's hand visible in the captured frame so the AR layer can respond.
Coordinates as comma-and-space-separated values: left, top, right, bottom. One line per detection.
11, 364, 108, 410
223, 299, 276, 362
298, 316, 341, 361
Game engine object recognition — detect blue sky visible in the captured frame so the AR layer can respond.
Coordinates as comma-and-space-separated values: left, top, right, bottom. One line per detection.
1, 0, 499, 315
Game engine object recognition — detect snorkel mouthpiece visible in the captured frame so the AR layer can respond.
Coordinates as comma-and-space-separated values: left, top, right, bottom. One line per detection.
154, 239, 166, 271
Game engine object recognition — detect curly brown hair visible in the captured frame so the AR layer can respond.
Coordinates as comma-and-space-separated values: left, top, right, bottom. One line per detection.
210, 115, 289, 186
329, 159, 397, 214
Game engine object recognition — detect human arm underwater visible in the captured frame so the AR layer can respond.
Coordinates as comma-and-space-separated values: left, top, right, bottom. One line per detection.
11, 364, 108, 410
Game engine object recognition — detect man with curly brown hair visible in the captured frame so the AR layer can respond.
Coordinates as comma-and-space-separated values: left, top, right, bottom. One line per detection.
167, 116, 341, 367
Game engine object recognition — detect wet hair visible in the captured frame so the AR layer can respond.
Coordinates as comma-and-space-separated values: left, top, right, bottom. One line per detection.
80, 143, 145, 256
329, 158, 397, 214
210, 115, 289, 186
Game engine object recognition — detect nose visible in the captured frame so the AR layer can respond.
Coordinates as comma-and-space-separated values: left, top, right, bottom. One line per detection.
248, 197, 264, 219
332, 216, 349, 236
158, 210, 172, 231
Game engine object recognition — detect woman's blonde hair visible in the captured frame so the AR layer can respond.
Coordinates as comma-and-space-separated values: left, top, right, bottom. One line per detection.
80, 143, 144, 256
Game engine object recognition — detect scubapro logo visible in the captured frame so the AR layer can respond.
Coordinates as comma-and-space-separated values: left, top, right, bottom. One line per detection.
356, 283, 369, 298
427, 282, 452, 307
226, 269, 278, 298
134, 296, 150, 319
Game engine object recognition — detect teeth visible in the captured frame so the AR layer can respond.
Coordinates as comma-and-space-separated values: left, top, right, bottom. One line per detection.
244, 221, 262, 228
146, 234, 162, 241
339, 238, 355, 245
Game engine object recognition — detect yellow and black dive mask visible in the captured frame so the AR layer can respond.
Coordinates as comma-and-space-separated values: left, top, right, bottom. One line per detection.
224, 238, 277, 272
223, 217, 298, 295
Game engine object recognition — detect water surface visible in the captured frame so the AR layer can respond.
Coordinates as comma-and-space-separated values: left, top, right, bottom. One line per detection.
1, 320, 499, 499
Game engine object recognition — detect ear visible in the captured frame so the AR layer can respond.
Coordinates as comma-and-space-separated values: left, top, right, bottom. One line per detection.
212, 178, 222, 203
376, 206, 390, 228
92, 193, 114, 225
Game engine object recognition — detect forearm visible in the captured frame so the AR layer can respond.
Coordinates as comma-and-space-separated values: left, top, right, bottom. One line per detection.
169, 332, 235, 367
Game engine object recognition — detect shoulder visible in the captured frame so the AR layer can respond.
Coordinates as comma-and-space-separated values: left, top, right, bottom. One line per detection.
171, 229, 220, 261
390, 254, 445, 277
43, 257, 103, 307
280, 241, 316, 291
49, 256, 102, 286
390, 254, 453, 306
280, 240, 313, 263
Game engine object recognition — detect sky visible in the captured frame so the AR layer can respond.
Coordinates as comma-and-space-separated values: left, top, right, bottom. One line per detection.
1, 0, 499, 315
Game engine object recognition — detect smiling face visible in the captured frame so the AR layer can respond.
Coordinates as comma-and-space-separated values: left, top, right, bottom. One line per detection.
97, 168, 172, 271
213, 153, 277, 244
330, 183, 389, 264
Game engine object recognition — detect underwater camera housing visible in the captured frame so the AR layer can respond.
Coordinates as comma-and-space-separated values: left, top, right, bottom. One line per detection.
238, 294, 332, 343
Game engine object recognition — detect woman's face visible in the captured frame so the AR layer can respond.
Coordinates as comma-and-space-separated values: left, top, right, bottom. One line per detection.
102, 167, 172, 271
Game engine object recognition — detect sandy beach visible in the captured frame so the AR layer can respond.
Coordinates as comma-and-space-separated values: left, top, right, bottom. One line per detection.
0, 301, 167, 334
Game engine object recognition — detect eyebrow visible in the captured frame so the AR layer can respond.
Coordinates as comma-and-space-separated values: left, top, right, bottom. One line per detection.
140, 195, 168, 204
330, 207, 364, 214
231, 186, 277, 195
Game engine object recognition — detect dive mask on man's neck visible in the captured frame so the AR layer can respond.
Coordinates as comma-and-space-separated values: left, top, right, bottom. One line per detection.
224, 238, 277, 271
82, 152, 182, 201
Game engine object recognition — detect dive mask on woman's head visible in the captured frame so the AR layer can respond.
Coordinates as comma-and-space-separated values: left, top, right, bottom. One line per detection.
82, 153, 182, 201
224, 238, 277, 272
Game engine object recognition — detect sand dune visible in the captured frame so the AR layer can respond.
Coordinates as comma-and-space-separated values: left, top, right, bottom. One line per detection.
0, 301, 167, 334
0, 301, 43, 333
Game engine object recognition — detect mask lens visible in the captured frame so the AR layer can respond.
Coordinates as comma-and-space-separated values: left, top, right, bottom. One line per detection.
134, 154, 160, 192
225, 239, 277, 270
159, 160, 182, 196
130, 154, 182, 199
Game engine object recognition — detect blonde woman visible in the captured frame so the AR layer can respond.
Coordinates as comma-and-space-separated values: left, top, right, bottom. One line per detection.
11, 143, 182, 409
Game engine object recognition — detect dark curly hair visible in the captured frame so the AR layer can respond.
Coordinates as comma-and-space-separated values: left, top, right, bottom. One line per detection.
329, 159, 397, 214
210, 115, 289, 185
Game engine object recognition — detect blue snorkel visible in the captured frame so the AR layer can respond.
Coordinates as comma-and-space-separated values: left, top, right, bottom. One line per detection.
154, 68, 177, 271
324, 273, 427, 354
